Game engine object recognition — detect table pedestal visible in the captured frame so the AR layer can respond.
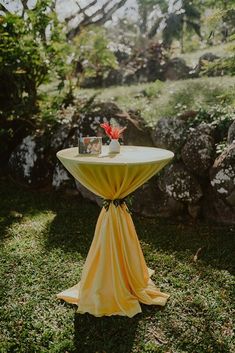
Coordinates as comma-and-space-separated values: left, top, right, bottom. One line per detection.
57, 203, 169, 317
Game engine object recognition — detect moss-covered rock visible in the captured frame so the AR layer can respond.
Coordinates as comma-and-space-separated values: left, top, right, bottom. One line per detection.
210, 142, 235, 206
158, 162, 203, 204
181, 124, 215, 177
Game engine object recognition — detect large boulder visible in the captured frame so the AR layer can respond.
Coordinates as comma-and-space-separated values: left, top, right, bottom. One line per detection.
75, 181, 102, 207
228, 120, 235, 145
202, 186, 235, 224
8, 134, 53, 187
121, 42, 165, 84
198, 52, 219, 64
50, 107, 81, 190
194, 52, 220, 76
132, 180, 167, 218
181, 124, 215, 177
52, 162, 74, 190
50, 106, 78, 151
210, 142, 235, 206
8, 106, 80, 189
151, 117, 188, 153
162, 57, 191, 80
103, 69, 123, 86
158, 162, 203, 204
0, 118, 33, 167
77, 102, 153, 147
132, 180, 185, 218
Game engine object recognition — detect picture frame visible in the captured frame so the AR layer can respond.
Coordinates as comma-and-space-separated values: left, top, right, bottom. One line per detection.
78, 136, 102, 155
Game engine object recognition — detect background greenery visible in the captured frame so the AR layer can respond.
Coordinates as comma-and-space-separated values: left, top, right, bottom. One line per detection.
77, 75, 235, 126
1, 0, 235, 129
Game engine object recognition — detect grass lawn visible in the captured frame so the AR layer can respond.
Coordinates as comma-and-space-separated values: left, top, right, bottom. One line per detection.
178, 42, 235, 68
77, 75, 235, 126
0, 177, 234, 353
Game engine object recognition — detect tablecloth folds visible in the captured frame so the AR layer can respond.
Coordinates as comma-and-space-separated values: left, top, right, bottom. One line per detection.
56, 146, 173, 317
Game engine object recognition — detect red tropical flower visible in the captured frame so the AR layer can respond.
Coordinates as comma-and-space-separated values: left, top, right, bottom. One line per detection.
100, 122, 126, 139
100, 122, 112, 138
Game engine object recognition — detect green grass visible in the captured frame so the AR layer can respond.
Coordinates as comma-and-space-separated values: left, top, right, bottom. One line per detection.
178, 41, 235, 67
77, 75, 235, 126
1, 177, 234, 353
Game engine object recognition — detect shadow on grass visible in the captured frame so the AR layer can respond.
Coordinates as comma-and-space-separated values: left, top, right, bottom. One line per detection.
72, 303, 169, 353
134, 217, 235, 275
43, 197, 99, 258
0, 177, 100, 258
45, 202, 235, 275
1, 178, 234, 274
73, 310, 143, 353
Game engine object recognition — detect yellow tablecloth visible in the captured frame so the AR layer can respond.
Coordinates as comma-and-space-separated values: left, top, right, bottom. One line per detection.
56, 146, 174, 317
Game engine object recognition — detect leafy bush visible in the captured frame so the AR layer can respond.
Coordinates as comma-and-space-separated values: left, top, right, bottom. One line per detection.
188, 105, 235, 151
202, 49, 235, 76
190, 105, 235, 130
73, 26, 118, 86
0, 0, 70, 116
142, 80, 164, 98
151, 79, 235, 120
0, 0, 71, 164
202, 7, 235, 76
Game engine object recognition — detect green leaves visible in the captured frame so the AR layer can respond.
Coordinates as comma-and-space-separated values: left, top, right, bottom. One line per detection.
74, 26, 118, 81
0, 0, 70, 117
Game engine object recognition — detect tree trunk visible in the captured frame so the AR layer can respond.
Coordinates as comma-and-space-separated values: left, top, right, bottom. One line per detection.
180, 15, 186, 54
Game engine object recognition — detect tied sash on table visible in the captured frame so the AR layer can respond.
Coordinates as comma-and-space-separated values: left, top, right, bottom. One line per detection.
57, 153, 171, 317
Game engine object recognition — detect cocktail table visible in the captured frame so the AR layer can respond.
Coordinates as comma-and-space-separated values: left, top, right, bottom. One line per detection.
56, 146, 174, 317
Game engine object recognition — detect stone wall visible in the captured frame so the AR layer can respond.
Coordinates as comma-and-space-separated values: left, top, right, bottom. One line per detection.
8, 102, 235, 224
134, 117, 235, 224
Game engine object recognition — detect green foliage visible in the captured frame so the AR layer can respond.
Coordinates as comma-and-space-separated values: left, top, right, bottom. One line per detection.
0, 0, 70, 116
174, 80, 234, 113
199, 0, 235, 9
137, 0, 201, 51
181, 33, 201, 53
201, 5, 235, 75
74, 26, 118, 85
162, 0, 201, 51
189, 105, 235, 137
202, 33, 235, 76
0, 0, 72, 164
142, 80, 163, 98
89, 76, 235, 127
203, 55, 235, 76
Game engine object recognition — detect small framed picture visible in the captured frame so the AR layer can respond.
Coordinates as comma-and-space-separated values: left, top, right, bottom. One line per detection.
78, 137, 102, 155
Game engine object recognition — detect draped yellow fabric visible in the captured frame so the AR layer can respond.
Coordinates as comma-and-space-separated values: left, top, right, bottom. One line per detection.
56, 146, 174, 317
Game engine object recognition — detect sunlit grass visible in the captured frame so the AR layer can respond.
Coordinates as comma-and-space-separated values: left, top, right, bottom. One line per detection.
77, 76, 235, 126
178, 41, 235, 67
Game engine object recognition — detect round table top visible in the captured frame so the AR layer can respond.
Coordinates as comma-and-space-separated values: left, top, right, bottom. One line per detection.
57, 146, 174, 166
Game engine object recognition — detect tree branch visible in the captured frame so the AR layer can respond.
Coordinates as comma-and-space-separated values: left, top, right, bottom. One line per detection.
89, 0, 128, 26
0, 2, 10, 13
21, 0, 29, 10
148, 16, 163, 38
77, 0, 98, 15
67, 0, 128, 39
64, 0, 98, 24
